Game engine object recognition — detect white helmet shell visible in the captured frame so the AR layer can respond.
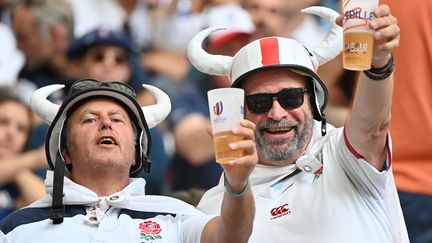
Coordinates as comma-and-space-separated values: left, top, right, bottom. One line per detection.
229, 37, 328, 121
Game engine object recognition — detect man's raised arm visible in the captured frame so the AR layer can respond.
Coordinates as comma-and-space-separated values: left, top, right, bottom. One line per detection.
343, 4, 400, 170
201, 119, 258, 243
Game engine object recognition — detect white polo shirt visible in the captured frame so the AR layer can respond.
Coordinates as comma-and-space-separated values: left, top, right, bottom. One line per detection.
198, 122, 409, 243
0, 173, 214, 243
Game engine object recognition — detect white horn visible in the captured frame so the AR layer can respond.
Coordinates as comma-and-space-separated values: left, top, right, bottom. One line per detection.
30, 84, 64, 125
141, 84, 171, 129
187, 27, 234, 76
301, 6, 343, 65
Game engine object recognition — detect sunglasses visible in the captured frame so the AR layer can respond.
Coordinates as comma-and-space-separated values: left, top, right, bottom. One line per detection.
86, 48, 129, 65
69, 79, 136, 97
245, 87, 309, 113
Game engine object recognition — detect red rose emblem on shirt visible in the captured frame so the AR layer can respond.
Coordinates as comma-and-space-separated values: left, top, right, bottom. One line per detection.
139, 221, 162, 235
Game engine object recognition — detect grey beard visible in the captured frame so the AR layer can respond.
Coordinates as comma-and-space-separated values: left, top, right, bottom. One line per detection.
255, 114, 313, 163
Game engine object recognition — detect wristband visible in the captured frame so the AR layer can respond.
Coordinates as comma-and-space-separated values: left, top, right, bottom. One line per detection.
363, 54, 395, 81
223, 174, 250, 198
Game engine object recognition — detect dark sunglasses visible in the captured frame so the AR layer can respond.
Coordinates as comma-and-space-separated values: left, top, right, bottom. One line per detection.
86, 49, 129, 65
245, 87, 309, 113
69, 79, 136, 97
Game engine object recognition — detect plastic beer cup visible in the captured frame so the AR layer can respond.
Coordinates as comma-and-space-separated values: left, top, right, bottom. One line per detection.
207, 88, 245, 164
342, 0, 379, 70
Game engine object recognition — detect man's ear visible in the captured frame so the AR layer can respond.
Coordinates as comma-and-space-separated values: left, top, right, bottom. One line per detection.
62, 148, 71, 165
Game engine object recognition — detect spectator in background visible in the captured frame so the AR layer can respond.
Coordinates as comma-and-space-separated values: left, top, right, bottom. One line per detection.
382, 0, 432, 242
12, 0, 75, 91
0, 23, 23, 86
11, 0, 76, 161
66, 0, 153, 51
66, 28, 147, 97
66, 28, 169, 194
243, 0, 325, 47
67, 0, 203, 83
0, 88, 46, 220
140, 0, 207, 84
166, 2, 255, 195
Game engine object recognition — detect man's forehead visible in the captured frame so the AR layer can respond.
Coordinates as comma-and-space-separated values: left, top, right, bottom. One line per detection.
70, 98, 130, 118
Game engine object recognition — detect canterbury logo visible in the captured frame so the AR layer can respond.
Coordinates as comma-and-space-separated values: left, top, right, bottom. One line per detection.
270, 203, 291, 220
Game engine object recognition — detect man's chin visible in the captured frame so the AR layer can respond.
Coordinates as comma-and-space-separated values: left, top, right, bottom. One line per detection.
259, 145, 296, 162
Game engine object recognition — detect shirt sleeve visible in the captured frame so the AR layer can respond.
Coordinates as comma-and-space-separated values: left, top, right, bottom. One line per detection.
334, 128, 393, 200
179, 214, 215, 243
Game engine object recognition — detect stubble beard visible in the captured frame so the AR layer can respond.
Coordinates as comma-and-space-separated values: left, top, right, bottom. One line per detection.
255, 113, 314, 165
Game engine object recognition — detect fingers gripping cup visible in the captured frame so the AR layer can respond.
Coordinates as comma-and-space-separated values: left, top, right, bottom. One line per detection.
208, 88, 245, 164
342, 0, 379, 70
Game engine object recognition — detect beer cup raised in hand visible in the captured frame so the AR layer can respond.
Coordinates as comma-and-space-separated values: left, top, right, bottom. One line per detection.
207, 88, 245, 164
342, 0, 379, 71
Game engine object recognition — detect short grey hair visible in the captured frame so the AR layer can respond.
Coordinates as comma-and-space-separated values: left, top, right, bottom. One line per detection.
16, 0, 74, 40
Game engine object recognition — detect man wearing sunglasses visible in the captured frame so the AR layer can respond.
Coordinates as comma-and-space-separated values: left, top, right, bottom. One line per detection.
67, 28, 148, 98
0, 79, 258, 242
189, 5, 409, 243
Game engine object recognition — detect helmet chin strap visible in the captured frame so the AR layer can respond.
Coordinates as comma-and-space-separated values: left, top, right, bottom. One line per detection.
51, 152, 66, 224
321, 114, 327, 136
143, 153, 152, 173
50, 151, 151, 225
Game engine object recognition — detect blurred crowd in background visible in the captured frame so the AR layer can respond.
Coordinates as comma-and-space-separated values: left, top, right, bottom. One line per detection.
0, 0, 430, 242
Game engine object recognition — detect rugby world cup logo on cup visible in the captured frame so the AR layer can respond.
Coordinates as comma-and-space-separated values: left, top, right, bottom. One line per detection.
212, 101, 227, 124
213, 101, 223, 116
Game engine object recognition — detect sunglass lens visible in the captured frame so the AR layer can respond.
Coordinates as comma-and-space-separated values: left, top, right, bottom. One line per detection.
279, 88, 305, 109
246, 94, 273, 113
115, 54, 128, 64
92, 52, 105, 63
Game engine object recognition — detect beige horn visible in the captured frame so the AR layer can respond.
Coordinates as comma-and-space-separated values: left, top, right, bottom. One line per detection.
30, 84, 64, 125
186, 27, 234, 76
141, 84, 171, 129
301, 6, 343, 66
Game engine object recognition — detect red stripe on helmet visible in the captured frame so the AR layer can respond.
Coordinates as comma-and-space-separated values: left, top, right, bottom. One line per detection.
260, 38, 280, 66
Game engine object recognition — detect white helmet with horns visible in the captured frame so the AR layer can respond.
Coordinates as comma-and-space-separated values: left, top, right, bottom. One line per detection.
187, 6, 342, 123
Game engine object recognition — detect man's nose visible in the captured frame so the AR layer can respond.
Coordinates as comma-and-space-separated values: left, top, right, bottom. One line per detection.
102, 55, 115, 66
267, 99, 290, 121
99, 116, 112, 130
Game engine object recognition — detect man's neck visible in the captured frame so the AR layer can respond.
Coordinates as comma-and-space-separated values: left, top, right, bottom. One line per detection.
71, 170, 130, 196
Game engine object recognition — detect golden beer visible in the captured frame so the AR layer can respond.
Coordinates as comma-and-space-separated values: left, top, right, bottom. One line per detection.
213, 131, 245, 164
343, 32, 374, 71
